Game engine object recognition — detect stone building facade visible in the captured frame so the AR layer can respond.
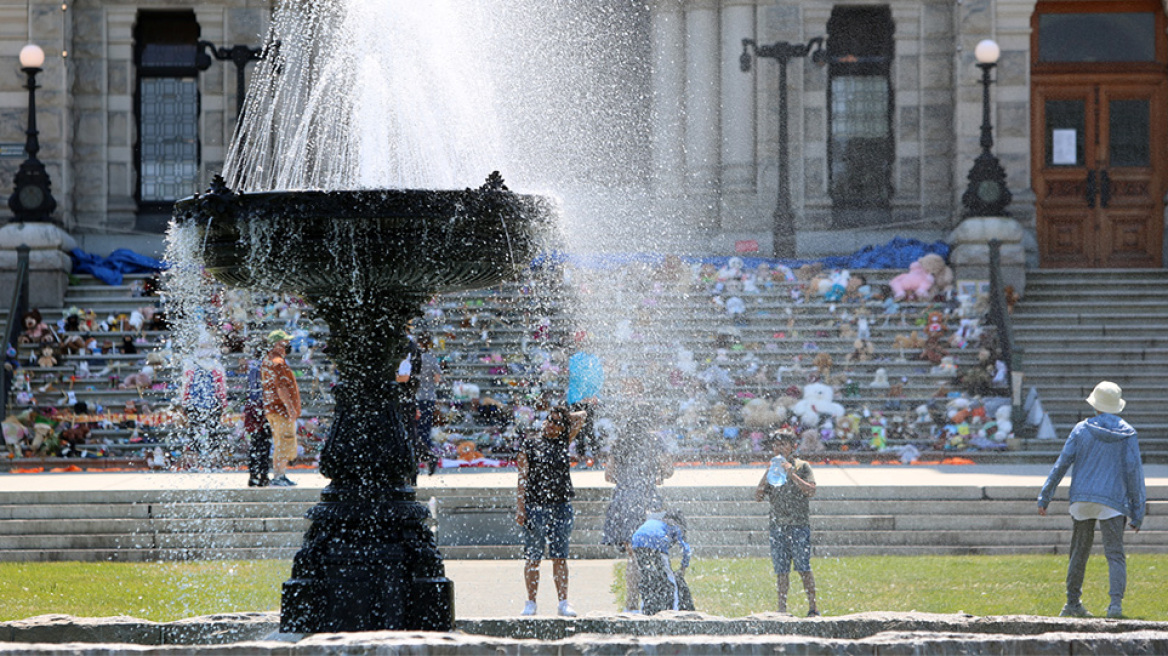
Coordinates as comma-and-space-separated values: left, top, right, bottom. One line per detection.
2, 0, 1166, 265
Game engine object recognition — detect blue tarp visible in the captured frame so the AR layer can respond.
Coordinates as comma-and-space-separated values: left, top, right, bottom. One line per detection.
70, 248, 168, 286
531, 237, 950, 272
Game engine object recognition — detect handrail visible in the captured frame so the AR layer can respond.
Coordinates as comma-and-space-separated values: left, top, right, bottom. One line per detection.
2, 244, 31, 423
986, 239, 1026, 433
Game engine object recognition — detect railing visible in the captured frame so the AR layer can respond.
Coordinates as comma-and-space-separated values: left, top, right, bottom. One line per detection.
2, 245, 31, 423
986, 239, 1028, 436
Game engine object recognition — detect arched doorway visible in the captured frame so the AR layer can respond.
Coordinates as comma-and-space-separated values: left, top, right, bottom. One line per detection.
1032, 0, 1168, 268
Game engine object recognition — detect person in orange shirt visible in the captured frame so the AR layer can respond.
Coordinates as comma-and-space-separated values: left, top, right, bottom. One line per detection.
262, 330, 301, 487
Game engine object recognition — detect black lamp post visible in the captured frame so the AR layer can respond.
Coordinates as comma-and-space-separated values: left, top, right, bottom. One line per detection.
8, 44, 57, 224
961, 39, 1012, 217
197, 41, 264, 121
740, 37, 825, 259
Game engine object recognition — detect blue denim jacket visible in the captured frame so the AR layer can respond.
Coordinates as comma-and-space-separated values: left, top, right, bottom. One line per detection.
1037, 414, 1146, 529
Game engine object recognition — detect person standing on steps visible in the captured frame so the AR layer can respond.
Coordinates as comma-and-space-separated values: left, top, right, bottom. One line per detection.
414, 333, 442, 476
244, 346, 272, 487
1038, 381, 1146, 619
262, 330, 301, 487
516, 404, 586, 617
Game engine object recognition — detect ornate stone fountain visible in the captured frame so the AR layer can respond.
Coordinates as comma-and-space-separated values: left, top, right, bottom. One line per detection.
173, 172, 553, 632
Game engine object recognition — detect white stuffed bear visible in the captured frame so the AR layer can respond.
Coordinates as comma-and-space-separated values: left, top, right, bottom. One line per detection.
994, 405, 1013, 440
792, 382, 846, 427
743, 398, 787, 428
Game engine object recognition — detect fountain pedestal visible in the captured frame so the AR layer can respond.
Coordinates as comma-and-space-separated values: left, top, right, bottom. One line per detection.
174, 174, 550, 632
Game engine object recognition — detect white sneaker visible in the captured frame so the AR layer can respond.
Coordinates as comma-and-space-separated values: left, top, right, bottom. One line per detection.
521, 600, 537, 616
557, 600, 577, 617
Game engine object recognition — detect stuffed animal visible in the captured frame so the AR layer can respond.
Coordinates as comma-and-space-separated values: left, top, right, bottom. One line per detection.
889, 260, 934, 301
894, 331, 925, 351
456, 440, 483, 461
19, 310, 56, 345
36, 346, 57, 368
846, 339, 875, 364
798, 428, 826, 454
918, 253, 955, 297
920, 333, 949, 365
813, 352, 834, 379
120, 364, 155, 391
931, 355, 958, 376
792, 382, 846, 427
994, 404, 1014, 440
742, 397, 786, 428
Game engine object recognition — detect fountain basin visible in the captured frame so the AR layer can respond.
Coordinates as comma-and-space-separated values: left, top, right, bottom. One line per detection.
172, 174, 556, 298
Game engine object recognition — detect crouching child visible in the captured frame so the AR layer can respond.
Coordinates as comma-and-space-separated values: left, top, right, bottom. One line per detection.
630, 509, 694, 615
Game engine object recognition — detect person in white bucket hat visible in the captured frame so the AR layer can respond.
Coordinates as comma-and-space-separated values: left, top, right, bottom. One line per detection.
1037, 381, 1146, 619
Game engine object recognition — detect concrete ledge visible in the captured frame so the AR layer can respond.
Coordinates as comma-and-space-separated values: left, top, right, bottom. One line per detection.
2, 612, 1168, 654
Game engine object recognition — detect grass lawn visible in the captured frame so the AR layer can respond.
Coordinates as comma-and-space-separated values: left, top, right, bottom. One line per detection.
1, 555, 1166, 622
613, 554, 1168, 621
0, 560, 285, 622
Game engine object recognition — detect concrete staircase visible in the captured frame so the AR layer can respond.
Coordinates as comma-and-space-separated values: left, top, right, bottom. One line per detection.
1012, 270, 1168, 459
2, 484, 1165, 562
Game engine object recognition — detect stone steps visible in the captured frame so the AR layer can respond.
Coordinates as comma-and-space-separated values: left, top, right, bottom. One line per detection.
1014, 269, 1168, 439
1, 486, 1164, 562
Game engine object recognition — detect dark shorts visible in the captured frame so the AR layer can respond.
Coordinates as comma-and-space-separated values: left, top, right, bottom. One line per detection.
524, 503, 574, 561
770, 525, 812, 573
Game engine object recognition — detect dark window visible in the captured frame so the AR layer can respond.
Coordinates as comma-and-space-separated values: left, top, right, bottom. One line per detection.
1109, 99, 1150, 167
134, 11, 201, 209
1038, 13, 1156, 63
827, 5, 894, 226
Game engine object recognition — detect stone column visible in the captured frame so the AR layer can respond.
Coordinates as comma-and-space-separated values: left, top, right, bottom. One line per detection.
684, 0, 721, 232
720, 0, 758, 232
649, 0, 687, 231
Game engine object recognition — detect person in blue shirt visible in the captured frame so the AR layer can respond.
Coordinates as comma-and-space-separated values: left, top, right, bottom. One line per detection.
566, 330, 603, 464
1038, 381, 1146, 619
630, 508, 693, 615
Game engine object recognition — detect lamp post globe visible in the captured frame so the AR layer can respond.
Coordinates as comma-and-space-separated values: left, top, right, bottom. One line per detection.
974, 39, 1000, 65
19, 44, 45, 70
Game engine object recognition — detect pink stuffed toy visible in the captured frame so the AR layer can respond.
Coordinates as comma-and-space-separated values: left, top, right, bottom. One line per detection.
889, 260, 934, 300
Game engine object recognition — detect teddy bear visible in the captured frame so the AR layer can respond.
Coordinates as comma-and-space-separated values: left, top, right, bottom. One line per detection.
743, 397, 787, 428
456, 440, 483, 462
918, 253, 954, 298
36, 346, 57, 369
792, 382, 846, 428
846, 339, 875, 364
19, 310, 56, 345
920, 333, 949, 365
798, 428, 826, 454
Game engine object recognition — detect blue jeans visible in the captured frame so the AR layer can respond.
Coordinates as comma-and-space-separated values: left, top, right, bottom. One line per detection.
770, 525, 812, 573
524, 503, 574, 561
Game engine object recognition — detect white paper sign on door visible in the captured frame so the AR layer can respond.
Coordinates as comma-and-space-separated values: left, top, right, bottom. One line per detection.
1052, 129, 1077, 165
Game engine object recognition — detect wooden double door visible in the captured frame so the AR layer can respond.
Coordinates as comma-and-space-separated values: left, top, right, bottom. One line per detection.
1033, 1, 1168, 268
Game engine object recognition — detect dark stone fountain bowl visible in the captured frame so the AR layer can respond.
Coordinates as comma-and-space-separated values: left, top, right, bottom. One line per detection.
172, 173, 556, 298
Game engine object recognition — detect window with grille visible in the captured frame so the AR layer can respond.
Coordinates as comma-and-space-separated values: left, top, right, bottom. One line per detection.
827, 6, 894, 225
134, 11, 201, 207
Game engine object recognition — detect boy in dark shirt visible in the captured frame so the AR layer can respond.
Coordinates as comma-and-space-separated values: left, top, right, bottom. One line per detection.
754, 428, 819, 616
516, 404, 586, 617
